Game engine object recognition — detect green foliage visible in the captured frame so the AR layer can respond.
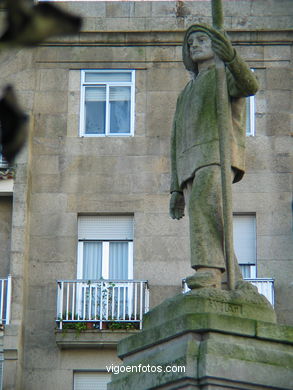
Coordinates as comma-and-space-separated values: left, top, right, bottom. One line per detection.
108, 322, 138, 331
62, 322, 87, 335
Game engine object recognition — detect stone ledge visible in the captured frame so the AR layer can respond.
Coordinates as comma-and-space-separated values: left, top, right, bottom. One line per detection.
42, 30, 293, 46
117, 313, 257, 358
256, 322, 293, 343
117, 288, 281, 357
0, 178, 13, 194
142, 288, 276, 329
55, 329, 139, 350
110, 328, 293, 390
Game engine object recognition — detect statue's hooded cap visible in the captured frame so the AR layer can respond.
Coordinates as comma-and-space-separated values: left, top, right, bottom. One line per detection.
182, 23, 218, 75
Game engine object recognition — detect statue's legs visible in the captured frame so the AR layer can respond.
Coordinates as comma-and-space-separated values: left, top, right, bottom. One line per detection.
184, 165, 226, 270
184, 164, 242, 289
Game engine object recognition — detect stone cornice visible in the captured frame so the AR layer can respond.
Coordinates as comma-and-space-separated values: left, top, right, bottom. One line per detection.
40, 30, 293, 47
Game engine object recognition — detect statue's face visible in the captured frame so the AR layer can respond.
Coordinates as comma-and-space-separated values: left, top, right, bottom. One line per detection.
187, 32, 214, 63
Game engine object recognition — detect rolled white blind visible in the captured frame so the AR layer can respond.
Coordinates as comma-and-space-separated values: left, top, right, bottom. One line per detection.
85, 86, 130, 102
85, 87, 106, 102
78, 215, 134, 240
74, 372, 111, 390
233, 215, 256, 264
109, 86, 130, 101
85, 72, 132, 83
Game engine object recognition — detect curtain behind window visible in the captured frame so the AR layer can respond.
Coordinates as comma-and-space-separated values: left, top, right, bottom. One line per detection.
83, 242, 102, 279
109, 242, 128, 280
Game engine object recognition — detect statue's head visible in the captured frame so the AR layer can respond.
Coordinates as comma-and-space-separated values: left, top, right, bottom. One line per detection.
183, 24, 215, 74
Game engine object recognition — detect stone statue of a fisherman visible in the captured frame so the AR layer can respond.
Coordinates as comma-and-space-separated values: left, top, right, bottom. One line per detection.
170, 24, 259, 289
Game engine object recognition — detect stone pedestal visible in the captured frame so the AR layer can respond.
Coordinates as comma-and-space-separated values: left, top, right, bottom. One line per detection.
108, 288, 293, 390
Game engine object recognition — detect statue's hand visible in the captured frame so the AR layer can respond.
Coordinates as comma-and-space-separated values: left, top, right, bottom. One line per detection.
211, 30, 236, 63
169, 192, 185, 220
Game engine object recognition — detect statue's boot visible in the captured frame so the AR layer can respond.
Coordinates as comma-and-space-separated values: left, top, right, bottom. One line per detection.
186, 267, 222, 289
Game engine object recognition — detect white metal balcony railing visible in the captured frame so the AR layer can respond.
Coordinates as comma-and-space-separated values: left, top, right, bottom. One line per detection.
56, 279, 149, 330
182, 278, 275, 306
246, 278, 275, 306
0, 276, 12, 325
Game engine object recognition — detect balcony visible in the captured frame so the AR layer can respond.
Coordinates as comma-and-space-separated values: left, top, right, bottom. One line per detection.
56, 279, 149, 331
182, 278, 275, 306
0, 276, 12, 325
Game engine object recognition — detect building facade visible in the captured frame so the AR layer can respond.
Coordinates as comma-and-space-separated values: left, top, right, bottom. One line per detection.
0, 1, 292, 389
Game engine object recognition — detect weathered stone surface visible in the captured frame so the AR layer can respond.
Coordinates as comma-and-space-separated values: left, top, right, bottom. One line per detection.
110, 322, 293, 390
117, 290, 276, 358
2, 3, 293, 389
55, 329, 139, 350
109, 291, 292, 390
33, 92, 68, 114
0, 197, 12, 276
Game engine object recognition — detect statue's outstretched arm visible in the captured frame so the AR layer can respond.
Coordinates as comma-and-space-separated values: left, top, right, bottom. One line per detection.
210, 29, 259, 97
225, 54, 259, 98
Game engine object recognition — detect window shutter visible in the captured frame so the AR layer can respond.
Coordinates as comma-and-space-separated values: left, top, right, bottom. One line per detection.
74, 372, 111, 390
233, 215, 256, 264
109, 86, 130, 101
85, 72, 132, 83
85, 87, 106, 102
78, 215, 134, 240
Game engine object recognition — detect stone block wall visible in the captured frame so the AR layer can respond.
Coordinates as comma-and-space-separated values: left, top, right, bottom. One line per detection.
0, 1, 292, 389
0, 197, 12, 276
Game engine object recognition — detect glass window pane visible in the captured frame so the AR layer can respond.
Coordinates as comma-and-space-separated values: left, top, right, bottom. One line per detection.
85, 87, 106, 134
233, 215, 256, 264
109, 87, 131, 134
109, 242, 128, 280
246, 97, 251, 135
85, 72, 131, 83
0, 152, 8, 167
240, 265, 252, 279
83, 242, 102, 279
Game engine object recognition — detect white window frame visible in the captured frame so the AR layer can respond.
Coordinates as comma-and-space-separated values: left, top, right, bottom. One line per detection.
246, 95, 255, 136
233, 213, 257, 279
239, 263, 256, 279
79, 69, 135, 137
77, 240, 133, 318
77, 240, 133, 280
246, 68, 256, 136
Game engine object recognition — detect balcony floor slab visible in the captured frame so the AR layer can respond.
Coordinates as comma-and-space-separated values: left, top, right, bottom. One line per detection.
55, 329, 139, 350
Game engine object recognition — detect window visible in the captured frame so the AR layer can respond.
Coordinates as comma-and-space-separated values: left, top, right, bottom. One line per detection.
233, 214, 256, 278
80, 70, 135, 137
246, 68, 256, 136
0, 153, 8, 168
74, 372, 111, 390
246, 95, 255, 136
77, 215, 134, 280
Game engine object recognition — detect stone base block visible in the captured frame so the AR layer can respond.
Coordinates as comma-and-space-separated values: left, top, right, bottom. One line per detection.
108, 290, 293, 390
